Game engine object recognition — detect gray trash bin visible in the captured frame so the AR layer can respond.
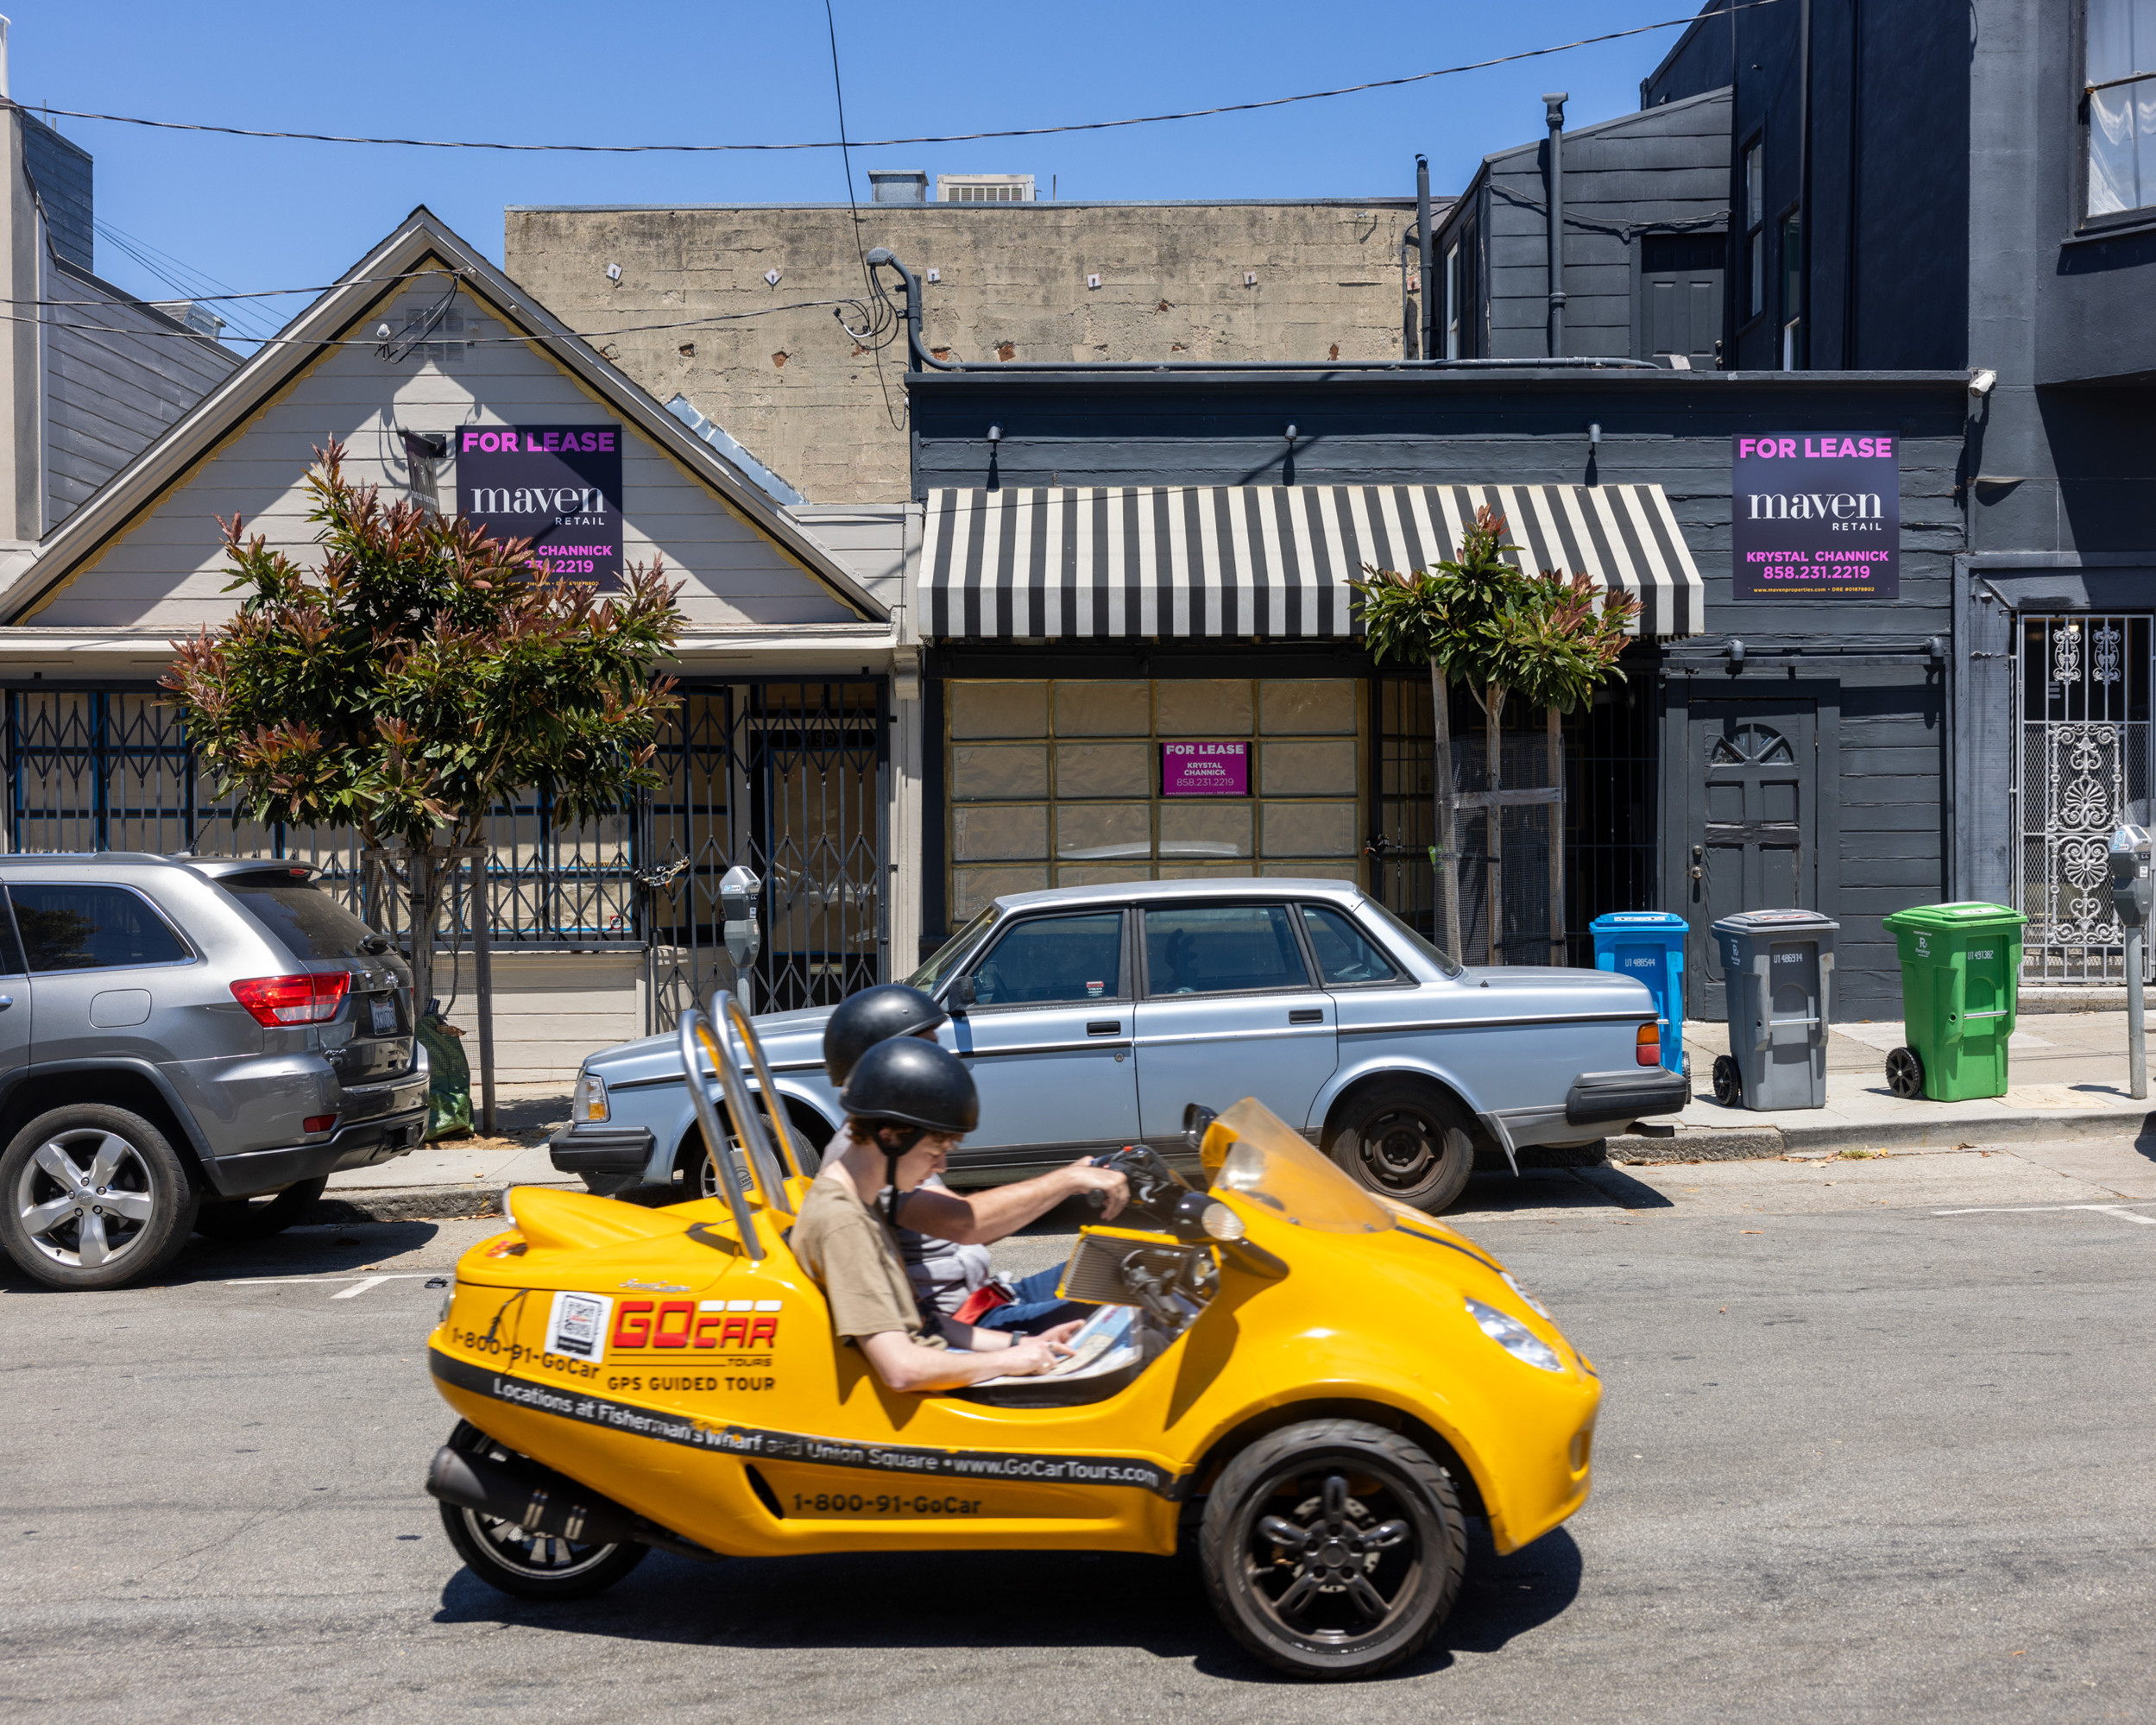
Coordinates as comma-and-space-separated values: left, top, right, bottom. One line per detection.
1708, 909, 1838, 1111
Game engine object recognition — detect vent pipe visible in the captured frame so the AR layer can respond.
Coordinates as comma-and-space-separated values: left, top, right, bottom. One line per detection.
1415, 154, 1434, 361
1544, 93, 1567, 357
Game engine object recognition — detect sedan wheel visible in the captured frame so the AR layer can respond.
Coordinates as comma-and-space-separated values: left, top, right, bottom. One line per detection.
1201, 1418, 1465, 1679
0, 1105, 199, 1290
1328, 1081, 1474, 1213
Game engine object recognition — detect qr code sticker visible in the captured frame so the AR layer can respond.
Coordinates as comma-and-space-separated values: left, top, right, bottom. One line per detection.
546, 1291, 612, 1360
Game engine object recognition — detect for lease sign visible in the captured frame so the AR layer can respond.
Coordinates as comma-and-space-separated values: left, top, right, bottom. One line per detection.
1731, 432, 1900, 600
1161, 741, 1248, 796
456, 424, 624, 588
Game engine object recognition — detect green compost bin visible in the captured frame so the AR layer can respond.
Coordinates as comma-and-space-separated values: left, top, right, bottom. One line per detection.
1879, 902, 2028, 1101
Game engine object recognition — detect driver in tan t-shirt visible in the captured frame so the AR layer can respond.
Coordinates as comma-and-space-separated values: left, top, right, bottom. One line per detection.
791, 1036, 1083, 1393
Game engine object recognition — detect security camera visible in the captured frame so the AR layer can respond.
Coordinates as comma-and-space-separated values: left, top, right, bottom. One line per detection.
1969, 368, 1998, 397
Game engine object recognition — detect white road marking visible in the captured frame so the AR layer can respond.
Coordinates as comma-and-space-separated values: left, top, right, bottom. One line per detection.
226, 1272, 436, 1287
1933, 1201, 2156, 1224
331, 1276, 393, 1299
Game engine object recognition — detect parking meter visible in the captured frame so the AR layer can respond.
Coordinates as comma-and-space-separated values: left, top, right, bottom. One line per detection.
2108, 826, 2153, 929
719, 865, 762, 1008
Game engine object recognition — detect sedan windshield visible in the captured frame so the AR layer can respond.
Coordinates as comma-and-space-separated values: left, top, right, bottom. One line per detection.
1358, 897, 1465, 979
907, 906, 999, 991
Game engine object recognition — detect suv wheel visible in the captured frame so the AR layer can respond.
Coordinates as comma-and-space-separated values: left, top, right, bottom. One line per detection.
1327, 1081, 1475, 1214
195, 1176, 329, 1243
0, 1105, 200, 1290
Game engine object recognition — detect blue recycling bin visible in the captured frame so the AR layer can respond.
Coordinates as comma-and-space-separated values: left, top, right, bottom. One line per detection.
1590, 910, 1692, 1080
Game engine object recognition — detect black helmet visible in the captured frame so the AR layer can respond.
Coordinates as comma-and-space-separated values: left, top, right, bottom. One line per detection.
823, 985, 949, 1086
839, 1036, 979, 1136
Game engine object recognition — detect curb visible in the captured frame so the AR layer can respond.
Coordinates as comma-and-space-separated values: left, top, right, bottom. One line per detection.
1607, 1126, 1784, 1163
306, 1182, 582, 1225
1604, 1102, 2156, 1163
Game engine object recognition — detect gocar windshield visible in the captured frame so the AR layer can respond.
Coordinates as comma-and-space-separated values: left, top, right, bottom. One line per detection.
1207, 1098, 1393, 1234
1358, 896, 1465, 979
907, 906, 1000, 991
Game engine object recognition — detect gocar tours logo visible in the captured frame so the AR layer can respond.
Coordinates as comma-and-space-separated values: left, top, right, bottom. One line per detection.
1730, 432, 1900, 601
457, 424, 624, 589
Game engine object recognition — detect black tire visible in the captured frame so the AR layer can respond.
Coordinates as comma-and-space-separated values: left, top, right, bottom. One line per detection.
194, 1176, 328, 1242
1886, 1045, 1926, 1100
1327, 1081, 1475, 1214
1201, 1418, 1466, 1680
1712, 1055, 1743, 1107
437, 1424, 649, 1601
0, 1104, 200, 1291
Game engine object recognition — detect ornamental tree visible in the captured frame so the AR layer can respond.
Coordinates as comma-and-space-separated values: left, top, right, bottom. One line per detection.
1352, 507, 1637, 964
164, 442, 684, 1017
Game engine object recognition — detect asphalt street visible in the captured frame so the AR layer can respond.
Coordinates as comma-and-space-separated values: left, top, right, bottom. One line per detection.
5, 1136, 2154, 1723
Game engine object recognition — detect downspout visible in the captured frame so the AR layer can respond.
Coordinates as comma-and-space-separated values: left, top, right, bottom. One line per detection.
1841, 0, 1862, 366
1416, 154, 1435, 361
1544, 93, 1567, 358
1796, 0, 1812, 368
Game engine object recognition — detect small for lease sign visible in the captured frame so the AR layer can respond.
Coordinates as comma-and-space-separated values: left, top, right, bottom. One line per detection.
1730, 432, 1900, 600
1161, 741, 1249, 796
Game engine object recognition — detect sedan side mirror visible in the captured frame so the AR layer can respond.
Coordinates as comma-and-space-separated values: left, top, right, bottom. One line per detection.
1182, 1103, 1218, 1153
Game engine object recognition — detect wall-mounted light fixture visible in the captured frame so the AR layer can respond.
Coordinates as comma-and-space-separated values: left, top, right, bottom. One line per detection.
1284, 424, 1298, 443
765, 268, 783, 286
1726, 637, 1746, 667
1969, 368, 1998, 397
925, 268, 941, 283
987, 425, 1002, 444
1588, 421, 1602, 448
606, 263, 621, 281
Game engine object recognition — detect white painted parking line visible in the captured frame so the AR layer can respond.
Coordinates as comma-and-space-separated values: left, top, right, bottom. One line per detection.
225, 1272, 437, 1287
331, 1275, 393, 1299
1933, 1201, 2156, 1224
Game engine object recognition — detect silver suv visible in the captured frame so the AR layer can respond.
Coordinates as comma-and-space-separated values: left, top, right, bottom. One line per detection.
0, 854, 427, 1291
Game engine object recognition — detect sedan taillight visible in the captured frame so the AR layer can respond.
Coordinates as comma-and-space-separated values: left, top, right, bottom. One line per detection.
1636, 1023, 1661, 1067
230, 973, 351, 1026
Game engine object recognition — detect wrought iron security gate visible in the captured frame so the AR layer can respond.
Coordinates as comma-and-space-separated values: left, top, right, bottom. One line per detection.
2012, 614, 2154, 983
643, 680, 887, 1030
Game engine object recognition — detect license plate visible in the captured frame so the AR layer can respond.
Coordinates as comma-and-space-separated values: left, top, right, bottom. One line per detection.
369, 994, 399, 1035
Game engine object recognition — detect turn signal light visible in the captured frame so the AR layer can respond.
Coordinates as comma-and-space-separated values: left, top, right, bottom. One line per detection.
1635, 1023, 1661, 1067
230, 972, 350, 1026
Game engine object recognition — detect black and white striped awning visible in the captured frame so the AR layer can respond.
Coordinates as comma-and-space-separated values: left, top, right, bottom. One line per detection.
920, 483, 1705, 641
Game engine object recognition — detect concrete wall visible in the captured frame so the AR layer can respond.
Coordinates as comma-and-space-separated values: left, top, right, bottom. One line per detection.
505, 198, 1428, 505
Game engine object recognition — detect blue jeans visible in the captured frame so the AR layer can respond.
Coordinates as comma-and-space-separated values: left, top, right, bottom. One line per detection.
970, 1266, 1086, 1334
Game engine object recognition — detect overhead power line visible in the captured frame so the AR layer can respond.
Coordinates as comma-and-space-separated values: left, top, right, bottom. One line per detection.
8, 2, 1784, 156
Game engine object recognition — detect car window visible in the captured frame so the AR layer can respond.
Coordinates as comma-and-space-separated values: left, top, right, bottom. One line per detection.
1359, 896, 1466, 979
1300, 903, 1401, 986
0, 900, 24, 976
9, 883, 190, 972
909, 904, 999, 991
968, 911, 1123, 1006
1144, 903, 1310, 996
224, 875, 383, 960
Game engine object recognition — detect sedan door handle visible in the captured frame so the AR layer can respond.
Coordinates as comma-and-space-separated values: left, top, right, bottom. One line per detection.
1087, 1020, 1122, 1036
1289, 1008, 1325, 1024
0, 995, 12, 1009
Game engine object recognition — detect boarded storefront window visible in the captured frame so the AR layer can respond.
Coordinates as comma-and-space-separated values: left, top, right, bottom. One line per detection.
946, 677, 1364, 920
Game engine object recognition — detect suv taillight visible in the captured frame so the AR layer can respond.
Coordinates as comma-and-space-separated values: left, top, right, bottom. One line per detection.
230, 973, 350, 1026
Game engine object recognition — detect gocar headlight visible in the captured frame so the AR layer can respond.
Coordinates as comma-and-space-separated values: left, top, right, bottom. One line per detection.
1466, 1297, 1565, 1374
572, 1068, 609, 1124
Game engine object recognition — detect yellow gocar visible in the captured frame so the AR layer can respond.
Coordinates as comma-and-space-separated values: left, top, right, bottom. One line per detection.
425, 1001, 1600, 1679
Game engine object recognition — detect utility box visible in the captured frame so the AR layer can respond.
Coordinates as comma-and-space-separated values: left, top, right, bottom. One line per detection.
1708, 909, 1838, 1111
1880, 902, 2027, 1101
1590, 911, 1691, 1080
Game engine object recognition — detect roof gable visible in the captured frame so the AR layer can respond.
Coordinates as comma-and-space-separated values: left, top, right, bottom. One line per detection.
1, 208, 886, 630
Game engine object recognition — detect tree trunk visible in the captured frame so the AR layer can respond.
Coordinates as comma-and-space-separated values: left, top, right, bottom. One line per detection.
405, 847, 438, 1022
1485, 683, 1504, 965
1430, 658, 1461, 959
1548, 703, 1566, 966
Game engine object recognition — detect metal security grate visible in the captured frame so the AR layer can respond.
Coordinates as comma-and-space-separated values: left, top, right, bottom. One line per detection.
643, 681, 887, 1029
2012, 614, 2154, 984
0, 683, 890, 1025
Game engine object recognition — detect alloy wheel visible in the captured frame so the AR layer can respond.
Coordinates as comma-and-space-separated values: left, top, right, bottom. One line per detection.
1242, 1466, 1422, 1646
14, 1129, 158, 1272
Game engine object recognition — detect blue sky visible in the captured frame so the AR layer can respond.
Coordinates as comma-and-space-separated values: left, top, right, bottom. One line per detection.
14, 0, 1707, 343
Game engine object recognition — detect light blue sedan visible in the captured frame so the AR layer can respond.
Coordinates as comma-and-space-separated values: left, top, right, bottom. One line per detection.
548, 878, 1683, 1213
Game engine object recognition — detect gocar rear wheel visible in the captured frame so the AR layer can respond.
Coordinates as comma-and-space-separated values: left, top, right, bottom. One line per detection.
1201, 1418, 1466, 1680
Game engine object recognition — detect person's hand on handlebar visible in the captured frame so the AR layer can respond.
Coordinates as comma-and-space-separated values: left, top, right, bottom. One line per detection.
1064, 1158, 1130, 1220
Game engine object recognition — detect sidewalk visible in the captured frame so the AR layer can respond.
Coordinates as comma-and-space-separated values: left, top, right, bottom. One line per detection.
1611, 1011, 2156, 1162
317, 1082, 576, 1222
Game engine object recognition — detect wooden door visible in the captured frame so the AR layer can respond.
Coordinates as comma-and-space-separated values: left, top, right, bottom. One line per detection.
1687, 701, 1819, 1017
